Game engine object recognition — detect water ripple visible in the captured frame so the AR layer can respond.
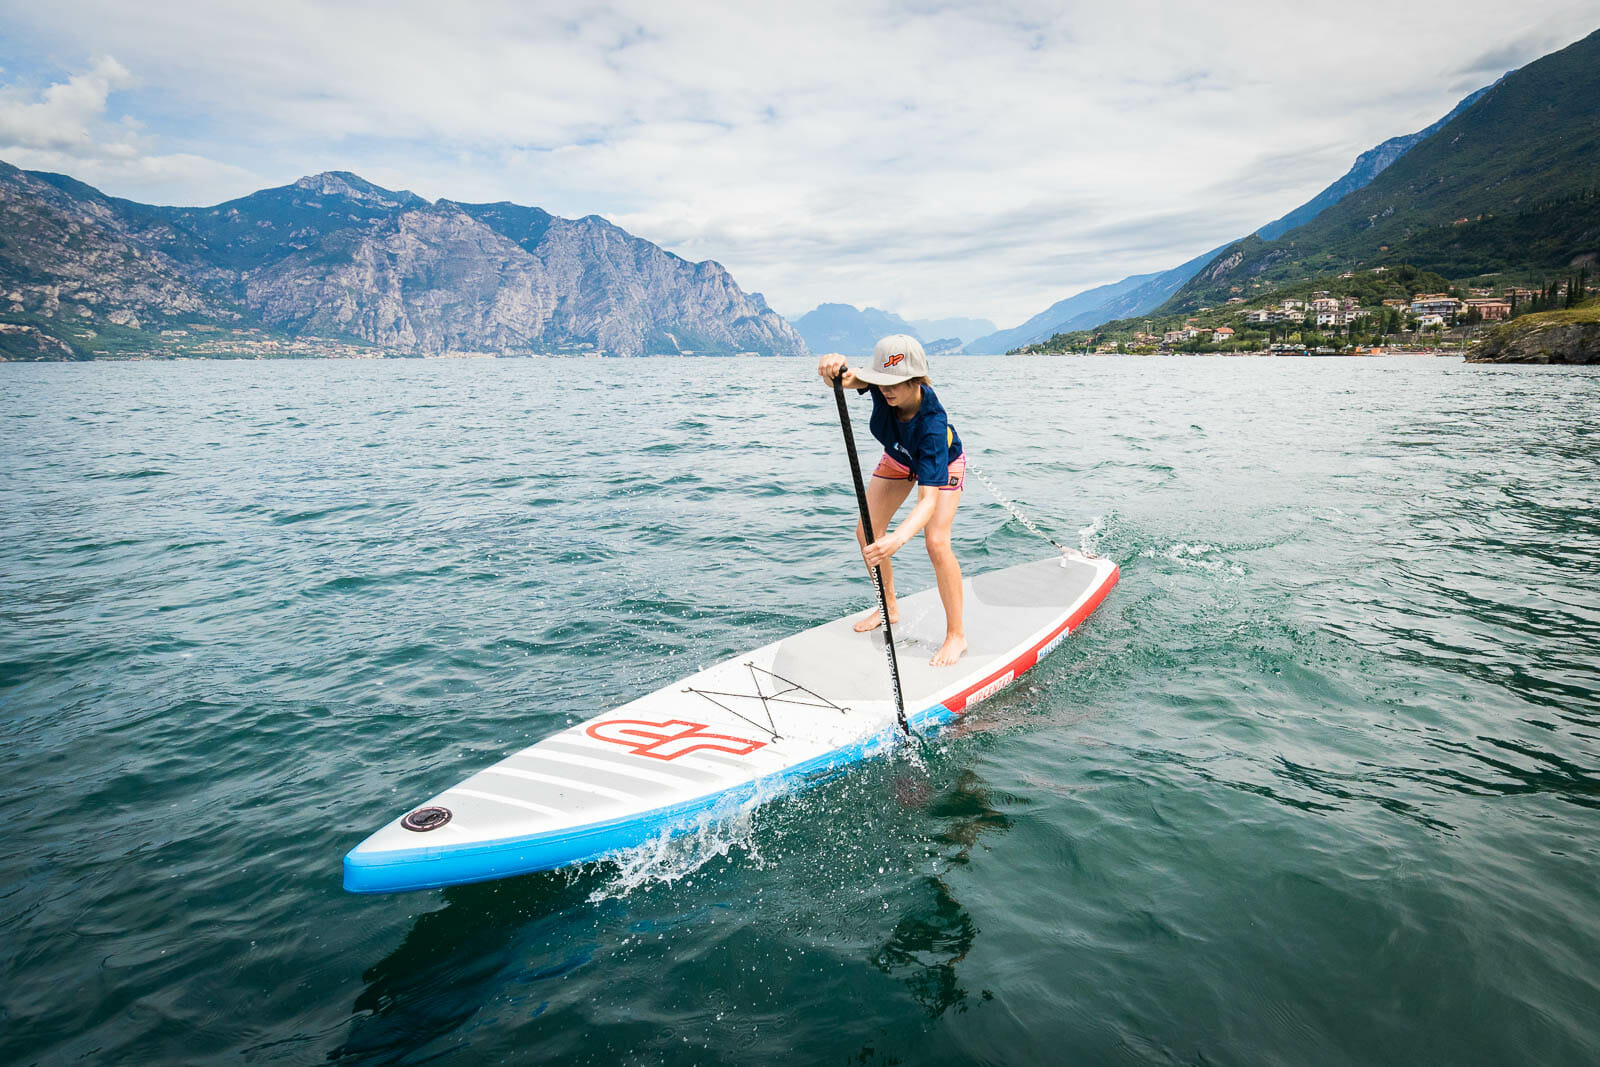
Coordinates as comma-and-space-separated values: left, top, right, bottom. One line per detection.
1, 357, 1597, 1063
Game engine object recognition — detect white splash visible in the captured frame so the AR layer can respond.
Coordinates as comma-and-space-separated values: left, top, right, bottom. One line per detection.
1078, 513, 1106, 555
1141, 541, 1245, 576
584, 781, 782, 902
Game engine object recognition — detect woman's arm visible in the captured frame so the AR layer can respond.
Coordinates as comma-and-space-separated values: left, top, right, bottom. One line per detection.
816, 352, 866, 390
862, 486, 940, 567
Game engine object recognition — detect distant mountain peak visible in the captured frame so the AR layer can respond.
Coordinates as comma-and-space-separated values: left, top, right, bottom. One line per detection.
789, 305, 996, 352
790, 303, 920, 355
291, 171, 419, 207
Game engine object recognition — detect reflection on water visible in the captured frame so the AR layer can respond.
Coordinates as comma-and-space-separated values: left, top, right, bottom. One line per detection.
332, 874, 593, 1061
873, 770, 1007, 1019
874, 875, 981, 1020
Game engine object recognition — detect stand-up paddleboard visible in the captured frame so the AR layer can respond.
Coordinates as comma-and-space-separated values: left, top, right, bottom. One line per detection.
344, 554, 1117, 893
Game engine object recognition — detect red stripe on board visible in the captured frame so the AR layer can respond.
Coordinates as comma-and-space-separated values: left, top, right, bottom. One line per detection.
942, 563, 1119, 714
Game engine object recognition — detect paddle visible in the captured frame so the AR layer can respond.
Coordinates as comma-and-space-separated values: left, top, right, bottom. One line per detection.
831, 374, 910, 735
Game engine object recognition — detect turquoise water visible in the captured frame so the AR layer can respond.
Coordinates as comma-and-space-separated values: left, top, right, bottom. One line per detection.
2, 356, 1597, 1064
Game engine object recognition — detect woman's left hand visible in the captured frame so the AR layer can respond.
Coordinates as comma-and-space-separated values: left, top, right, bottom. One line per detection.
862, 533, 905, 569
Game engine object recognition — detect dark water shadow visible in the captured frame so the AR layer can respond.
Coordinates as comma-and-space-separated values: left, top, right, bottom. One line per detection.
328, 870, 598, 1063
871, 769, 1008, 1021
872, 874, 983, 1021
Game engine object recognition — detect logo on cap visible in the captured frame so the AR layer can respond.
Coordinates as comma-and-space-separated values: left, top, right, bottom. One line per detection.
884, 353, 906, 368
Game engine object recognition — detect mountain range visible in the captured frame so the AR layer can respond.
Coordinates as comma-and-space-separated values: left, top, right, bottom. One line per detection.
965, 247, 1223, 354
791, 303, 921, 356
910, 316, 996, 344
0, 167, 806, 359
962, 79, 1503, 352
1251, 84, 1496, 244
1161, 26, 1600, 314
4, 28, 1595, 363
788, 304, 996, 356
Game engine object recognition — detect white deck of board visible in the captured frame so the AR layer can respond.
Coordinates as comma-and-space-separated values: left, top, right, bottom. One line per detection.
349, 555, 1114, 859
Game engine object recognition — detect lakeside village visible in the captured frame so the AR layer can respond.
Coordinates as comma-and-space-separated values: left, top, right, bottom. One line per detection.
1020, 266, 1595, 356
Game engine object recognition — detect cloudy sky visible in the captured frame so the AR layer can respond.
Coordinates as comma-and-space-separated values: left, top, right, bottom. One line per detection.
1, 2, 1596, 327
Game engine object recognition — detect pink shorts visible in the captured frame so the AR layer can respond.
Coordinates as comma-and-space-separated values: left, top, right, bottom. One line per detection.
872, 452, 966, 492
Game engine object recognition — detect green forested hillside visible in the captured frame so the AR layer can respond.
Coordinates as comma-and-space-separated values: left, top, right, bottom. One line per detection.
1373, 191, 1600, 277
1166, 27, 1600, 311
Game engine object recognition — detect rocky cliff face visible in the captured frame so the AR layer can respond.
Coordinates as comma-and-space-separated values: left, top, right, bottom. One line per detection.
0, 164, 806, 358
1468, 306, 1600, 364
0, 163, 239, 335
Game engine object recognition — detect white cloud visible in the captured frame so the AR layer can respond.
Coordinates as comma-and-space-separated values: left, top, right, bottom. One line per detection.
0, 55, 133, 153
0, 54, 259, 200
1, 1, 1596, 324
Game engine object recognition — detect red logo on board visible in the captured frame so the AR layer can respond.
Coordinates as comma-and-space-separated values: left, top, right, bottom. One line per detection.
585, 719, 766, 761
883, 353, 906, 368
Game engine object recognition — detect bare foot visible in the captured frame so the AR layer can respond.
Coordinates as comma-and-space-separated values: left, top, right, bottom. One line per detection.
853, 607, 900, 632
931, 634, 967, 666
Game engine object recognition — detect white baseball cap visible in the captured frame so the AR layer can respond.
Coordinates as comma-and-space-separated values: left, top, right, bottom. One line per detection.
854, 334, 928, 385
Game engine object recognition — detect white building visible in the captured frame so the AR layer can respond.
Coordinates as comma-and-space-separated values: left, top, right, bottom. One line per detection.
1411, 294, 1463, 318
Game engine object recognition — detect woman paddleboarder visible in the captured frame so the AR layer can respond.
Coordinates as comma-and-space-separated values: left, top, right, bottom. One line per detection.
818, 335, 967, 667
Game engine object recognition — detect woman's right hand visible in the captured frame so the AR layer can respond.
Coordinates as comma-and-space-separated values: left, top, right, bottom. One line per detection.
817, 353, 849, 384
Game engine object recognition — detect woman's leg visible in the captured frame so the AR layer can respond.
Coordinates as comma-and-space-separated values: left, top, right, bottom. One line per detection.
924, 488, 966, 665
854, 475, 913, 631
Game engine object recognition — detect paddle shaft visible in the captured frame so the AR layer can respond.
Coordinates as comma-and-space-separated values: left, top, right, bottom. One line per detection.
831, 376, 909, 734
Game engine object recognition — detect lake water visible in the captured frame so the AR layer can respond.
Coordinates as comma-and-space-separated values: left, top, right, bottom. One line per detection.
2, 355, 1597, 1064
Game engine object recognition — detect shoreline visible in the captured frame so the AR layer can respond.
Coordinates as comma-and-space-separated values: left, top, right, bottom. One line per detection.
1, 347, 1474, 364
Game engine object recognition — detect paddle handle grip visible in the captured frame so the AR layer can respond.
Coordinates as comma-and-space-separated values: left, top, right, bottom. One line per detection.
832, 376, 909, 734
